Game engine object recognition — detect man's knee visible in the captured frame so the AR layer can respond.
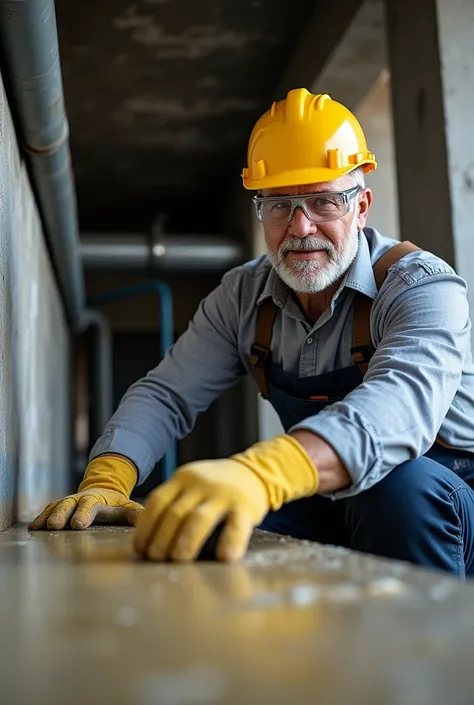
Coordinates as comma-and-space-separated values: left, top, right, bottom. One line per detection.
346, 457, 462, 553
350, 457, 455, 515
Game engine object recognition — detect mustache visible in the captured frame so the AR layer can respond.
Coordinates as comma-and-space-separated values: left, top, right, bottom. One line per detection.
278, 237, 335, 257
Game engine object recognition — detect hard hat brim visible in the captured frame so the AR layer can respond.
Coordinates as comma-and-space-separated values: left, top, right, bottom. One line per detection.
242, 162, 376, 191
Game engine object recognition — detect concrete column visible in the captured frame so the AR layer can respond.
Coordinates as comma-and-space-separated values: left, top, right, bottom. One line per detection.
386, 0, 474, 307
354, 70, 400, 241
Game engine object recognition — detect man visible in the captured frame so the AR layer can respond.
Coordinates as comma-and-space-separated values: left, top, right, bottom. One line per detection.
30, 88, 474, 576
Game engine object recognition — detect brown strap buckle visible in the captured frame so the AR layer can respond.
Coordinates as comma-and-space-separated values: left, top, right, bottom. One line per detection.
350, 344, 374, 364
250, 343, 271, 367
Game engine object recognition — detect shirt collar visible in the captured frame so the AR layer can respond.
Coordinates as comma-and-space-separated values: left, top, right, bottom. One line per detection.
257, 264, 289, 308
257, 230, 378, 309
343, 230, 378, 300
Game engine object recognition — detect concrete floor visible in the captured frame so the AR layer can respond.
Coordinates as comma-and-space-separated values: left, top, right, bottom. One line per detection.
1, 527, 474, 705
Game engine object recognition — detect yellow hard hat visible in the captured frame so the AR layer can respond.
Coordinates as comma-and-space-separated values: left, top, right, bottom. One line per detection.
242, 88, 376, 190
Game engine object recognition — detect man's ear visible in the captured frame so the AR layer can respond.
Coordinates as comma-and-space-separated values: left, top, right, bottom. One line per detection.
357, 188, 372, 229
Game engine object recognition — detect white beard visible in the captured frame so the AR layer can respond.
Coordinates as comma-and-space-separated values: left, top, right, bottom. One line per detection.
266, 213, 360, 294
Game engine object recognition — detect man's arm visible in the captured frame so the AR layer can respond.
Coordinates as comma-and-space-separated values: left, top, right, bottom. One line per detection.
290, 429, 351, 492
290, 259, 471, 498
90, 274, 246, 484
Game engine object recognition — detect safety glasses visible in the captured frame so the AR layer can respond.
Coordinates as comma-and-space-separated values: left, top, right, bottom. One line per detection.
253, 185, 361, 225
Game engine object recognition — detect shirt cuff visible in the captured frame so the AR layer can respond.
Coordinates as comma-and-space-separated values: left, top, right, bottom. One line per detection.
89, 428, 156, 486
289, 406, 384, 499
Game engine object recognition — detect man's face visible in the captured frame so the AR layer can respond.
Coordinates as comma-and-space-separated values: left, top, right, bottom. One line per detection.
261, 175, 371, 294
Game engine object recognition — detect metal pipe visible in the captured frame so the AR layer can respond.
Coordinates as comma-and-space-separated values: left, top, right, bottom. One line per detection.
81, 310, 114, 441
87, 281, 177, 481
0, 0, 85, 329
81, 234, 245, 272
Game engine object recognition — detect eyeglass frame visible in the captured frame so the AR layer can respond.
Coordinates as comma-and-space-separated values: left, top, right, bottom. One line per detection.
252, 185, 362, 224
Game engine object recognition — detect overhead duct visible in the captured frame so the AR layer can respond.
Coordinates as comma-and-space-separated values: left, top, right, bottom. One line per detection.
0, 0, 85, 329
81, 234, 246, 272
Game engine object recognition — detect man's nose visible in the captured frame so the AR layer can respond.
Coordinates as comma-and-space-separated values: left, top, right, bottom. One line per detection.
288, 206, 318, 237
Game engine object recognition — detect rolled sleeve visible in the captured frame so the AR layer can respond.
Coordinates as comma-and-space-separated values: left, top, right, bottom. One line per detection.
90, 428, 156, 485
290, 263, 471, 498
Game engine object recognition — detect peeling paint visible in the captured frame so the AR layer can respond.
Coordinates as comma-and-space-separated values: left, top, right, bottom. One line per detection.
114, 6, 277, 58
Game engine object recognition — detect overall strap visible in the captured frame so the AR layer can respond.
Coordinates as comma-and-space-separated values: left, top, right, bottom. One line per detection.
250, 298, 278, 399
351, 240, 421, 374
373, 240, 422, 288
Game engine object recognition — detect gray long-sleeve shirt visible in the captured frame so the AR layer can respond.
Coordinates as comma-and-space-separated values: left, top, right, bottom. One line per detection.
90, 228, 474, 498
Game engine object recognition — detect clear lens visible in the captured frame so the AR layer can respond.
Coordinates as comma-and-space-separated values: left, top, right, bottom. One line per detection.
258, 199, 292, 223
305, 193, 346, 219
254, 187, 360, 224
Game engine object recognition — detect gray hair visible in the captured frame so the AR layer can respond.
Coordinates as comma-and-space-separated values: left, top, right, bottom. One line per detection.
350, 166, 366, 189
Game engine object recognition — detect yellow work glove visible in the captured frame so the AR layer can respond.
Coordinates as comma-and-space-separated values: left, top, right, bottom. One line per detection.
28, 455, 144, 531
134, 434, 318, 563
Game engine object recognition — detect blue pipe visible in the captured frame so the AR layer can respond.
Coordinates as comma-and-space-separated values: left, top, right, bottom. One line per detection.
88, 279, 176, 481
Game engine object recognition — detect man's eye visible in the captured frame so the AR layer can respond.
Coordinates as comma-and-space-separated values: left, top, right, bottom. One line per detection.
271, 201, 290, 211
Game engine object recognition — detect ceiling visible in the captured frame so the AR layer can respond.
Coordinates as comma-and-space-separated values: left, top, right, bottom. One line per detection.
56, 0, 317, 233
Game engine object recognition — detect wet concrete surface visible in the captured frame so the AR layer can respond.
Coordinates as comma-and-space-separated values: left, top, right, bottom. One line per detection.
1, 526, 474, 704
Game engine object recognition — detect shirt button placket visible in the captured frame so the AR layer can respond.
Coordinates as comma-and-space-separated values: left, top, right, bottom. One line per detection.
311, 330, 318, 374
300, 332, 316, 376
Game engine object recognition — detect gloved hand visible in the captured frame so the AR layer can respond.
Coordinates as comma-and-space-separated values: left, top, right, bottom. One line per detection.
28, 455, 144, 531
134, 434, 319, 563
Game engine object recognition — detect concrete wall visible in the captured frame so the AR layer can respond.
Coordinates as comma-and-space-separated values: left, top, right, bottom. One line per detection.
0, 71, 71, 528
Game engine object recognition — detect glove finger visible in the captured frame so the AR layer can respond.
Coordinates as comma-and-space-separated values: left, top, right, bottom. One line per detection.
215, 508, 255, 563
89, 505, 130, 525
169, 499, 227, 562
92, 502, 144, 526
28, 499, 62, 530
124, 501, 145, 527
134, 482, 181, 556
46, 498, 79, 531
145, 492, 202, 561
70, 496, 102, 530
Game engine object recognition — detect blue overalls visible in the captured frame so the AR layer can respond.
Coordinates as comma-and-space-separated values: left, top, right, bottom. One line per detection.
251, 242, 474, 577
